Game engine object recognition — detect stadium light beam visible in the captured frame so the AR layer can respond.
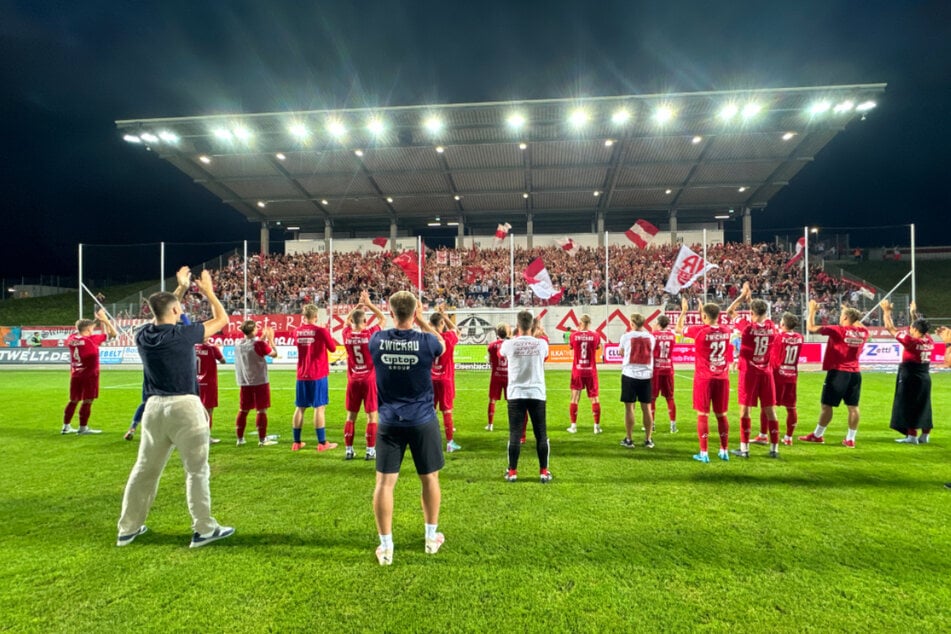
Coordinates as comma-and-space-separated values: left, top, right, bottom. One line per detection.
275, 152, 286, 160
123, 134, 142, 143
856, 100, 877, 112
212, 128, 232, 141
518, 142, 528, 150
256, 201, 266, 208
354, 149, 364, 157
233, 126, 252, 141
140, 132, 158, 143
782, 132, 796, 141
198, 155, 211, 164
507, 113, 526, 129
326, 120, 347, 139
611, 109, 630, 125
692, 135, 703, 144
423, 117, 443, 134
742, 103, 762, 118
718, 103, 739, 121
809, 100, 831, 115
158, 131, 178, 143
569, 108, 589, 129
320, 199, 329, 205
288, 123, 309, 139
653, 106, 674, 124
366, 117, 385, 135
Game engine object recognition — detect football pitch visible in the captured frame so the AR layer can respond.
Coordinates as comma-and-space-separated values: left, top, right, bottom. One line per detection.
1, 368, 949, 633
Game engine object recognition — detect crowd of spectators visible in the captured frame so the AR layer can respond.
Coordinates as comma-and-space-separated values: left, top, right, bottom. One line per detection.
170, 242, 881, 324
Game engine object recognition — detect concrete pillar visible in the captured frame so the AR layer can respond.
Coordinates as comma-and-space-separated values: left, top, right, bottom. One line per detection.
526, 213, 534, 250
457, 217, 465, 249
596, 211, 605, 247
742, 207, 752, 245
260, 222, 270, 255
669, 209, 678, 245
324, 219, 332, 253
390, 218, 398, 252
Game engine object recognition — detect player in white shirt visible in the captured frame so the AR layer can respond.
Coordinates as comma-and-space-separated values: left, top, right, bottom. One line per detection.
499, 310, 552, 483
618, 313, 655, 449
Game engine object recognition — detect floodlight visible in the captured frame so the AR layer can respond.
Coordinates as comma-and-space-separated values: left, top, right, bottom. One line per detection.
233, 126, 252, 141
782, 132, 796, 141
507, 113, 526, 129
447, 222, 459, 226
423, 117, 443, 134
257, 201, 266, 208
287, 226, 300, 231
718, 103, 739, 120
140, 132, 159, 143
435, 146, 445, 153
604, 139, 614, 147
158, 131, 178, 143
653, 106, 674, 124
320, 199, 329, 205
742, 103, 762, 118
275, 152, 286, 160
692, 135, 703, 144
386, 197, 394, 203
855, 100, 877, 112
611, 109, 630, 125
454, 195, 461, 201
518, 142, 528, 150
123, 134, 142, 143
366, 117, 385, 135
427, 222, 441, 227
326, 120, 347, 139
593, 191, 601, 197
665, 189, 672, 195
714, 215, 730, 220
198, 155, 211, 164
288, 123, 309, 139
568, 108, 589, 128
354, 149, 364, 157
808, 101, 831, 115
833, 100, 854, 114
738, 186, 747, 193
522, 193, 530, 199
213, 128, 232, 141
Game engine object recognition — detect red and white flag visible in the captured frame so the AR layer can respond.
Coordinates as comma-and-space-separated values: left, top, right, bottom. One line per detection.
784, 237, 806, 269
392, 250, 422, 289
664, 245, 718, 294
625, 219, 659, 248
495, 222, 512, 242
555, 236, 577, 255
371, 237, 388, 249
523, 257, 563, 303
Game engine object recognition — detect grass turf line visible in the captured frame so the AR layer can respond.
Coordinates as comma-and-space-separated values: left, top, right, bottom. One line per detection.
1, 368, 949, 632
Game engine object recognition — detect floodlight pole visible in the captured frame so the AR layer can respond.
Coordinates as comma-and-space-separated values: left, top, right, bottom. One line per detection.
417, 236, 423, 303
329, 238, 334, 329
803, 226, 809, 336
702, 229, 708, 302
78, 243, 83, 320
910, 223, 916, 305
509, 232, 515, 309
604, 230, 610, 321
243, 240, 248, 318
160, 242, 166, 292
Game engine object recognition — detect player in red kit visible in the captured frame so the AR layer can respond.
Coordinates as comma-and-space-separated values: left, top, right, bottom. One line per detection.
726, 284, 780, 458
196, 340, 225, 444
881, 300, 934, 444
430, 304, 461, 453
650, 314, 678, 434
676, 297, 732, 463
567, 314, 602, 434
342, 290, 385, 460
62, 308, 117, 435
234, 321, 279, 447
486, 322, 511, 432
800, 300, 869, 447
755, 313, 805, 446
292, 304, 338, 452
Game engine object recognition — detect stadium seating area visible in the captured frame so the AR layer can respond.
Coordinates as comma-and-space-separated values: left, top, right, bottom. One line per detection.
174, 242, 867, 322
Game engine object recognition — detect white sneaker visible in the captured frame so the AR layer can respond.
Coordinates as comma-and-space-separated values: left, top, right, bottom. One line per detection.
236, 437, 246, 446
919, 434, 930, 444
376, 546, 393, 566
567, 425, 577, 434
484, 424, 493, 431
62, 425, 77, 435
258, 438, 279, 447
116, 525, 148, 547
425, 532, 445, 554
190, 525, 235, 549
77, 426, 102, 435
670, 422, 678, 434
593, 425, 602, 434
896, 436, 919, 445
446, 440, 461, 453
365, 447, 376, 461
209, 437, 221, 445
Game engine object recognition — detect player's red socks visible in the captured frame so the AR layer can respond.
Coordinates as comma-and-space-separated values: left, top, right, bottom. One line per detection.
592, 403, 601, 425
443, 413, 454, 441
785, 408, 798, 437
366, 422, 377, 449
235, 411, 249, 439
759, 410, 769, 436
767, 417, 780, 445
715, 415, 729, 450
740, 416, 751, 444
79, 402, 92, 426
666, 398, 677, 422
697, 414, 710, 452
569, 403, 578, 424
63, 401, 78, 425
487, 402, 495, 425
344, 420, 355, 447
255, 412, 268, 440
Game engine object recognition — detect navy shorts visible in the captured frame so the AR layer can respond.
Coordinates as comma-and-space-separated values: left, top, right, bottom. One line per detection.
376, 418, 444, 475
296, 378, 329, 408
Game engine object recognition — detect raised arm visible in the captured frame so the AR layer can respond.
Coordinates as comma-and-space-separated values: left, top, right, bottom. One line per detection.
360, 289, 386, 328
262, 324, 279, 358
726, 282, 749, 319
437, 303, 457, 333
194, 269, 228, 339
909, 301, 919, 322
880, 299, 898, 337
95, 308, 118, 339
414, 301, 445, 354
936, 326, 951, 368
806, 299, 821, 333
172, 266, 191, 302
675, 296, 688, 337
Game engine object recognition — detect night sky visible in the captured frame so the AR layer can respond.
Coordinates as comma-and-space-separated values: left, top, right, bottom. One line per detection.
2, 0, 949, 282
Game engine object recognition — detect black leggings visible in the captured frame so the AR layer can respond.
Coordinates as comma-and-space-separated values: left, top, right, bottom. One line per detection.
507, 398, 549, 471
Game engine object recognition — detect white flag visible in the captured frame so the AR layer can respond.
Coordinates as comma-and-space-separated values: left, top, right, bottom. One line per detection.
523, 257, 563, 303
664, 245, 718, 294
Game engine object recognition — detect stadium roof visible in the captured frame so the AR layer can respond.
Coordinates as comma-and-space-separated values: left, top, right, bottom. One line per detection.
116, 84, 885, 236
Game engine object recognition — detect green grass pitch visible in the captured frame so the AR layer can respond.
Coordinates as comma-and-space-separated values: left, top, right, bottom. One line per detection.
1, 367, 949, 632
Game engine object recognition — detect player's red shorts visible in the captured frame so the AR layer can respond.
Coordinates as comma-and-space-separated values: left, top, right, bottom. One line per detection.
570, 373, 599, 397
652, 372, 674, 400
198, 382, 218, 409
693, 377, 730, 413
69, 374, 99, 401
239, 384, 270, 410
773, 376, 798, 408
737, 367, 776, 407
346, 377, 378, 413
488, 376, 508, 401
432, 378, 455, 411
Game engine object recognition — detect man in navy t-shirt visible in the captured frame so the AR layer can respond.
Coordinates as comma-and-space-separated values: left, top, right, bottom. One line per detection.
369, 291, 445, 566
116, 269, 235, 549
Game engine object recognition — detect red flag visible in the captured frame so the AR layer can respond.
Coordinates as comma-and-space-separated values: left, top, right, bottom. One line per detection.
523, 258, 564, 304
784, 237, 806, 269
555, 236, 577, 255
465, 266, 485, 284
495, 222, 512, 242
372, 237, 388, 249
625, 219, 659, 248
392, 251, 421, 288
